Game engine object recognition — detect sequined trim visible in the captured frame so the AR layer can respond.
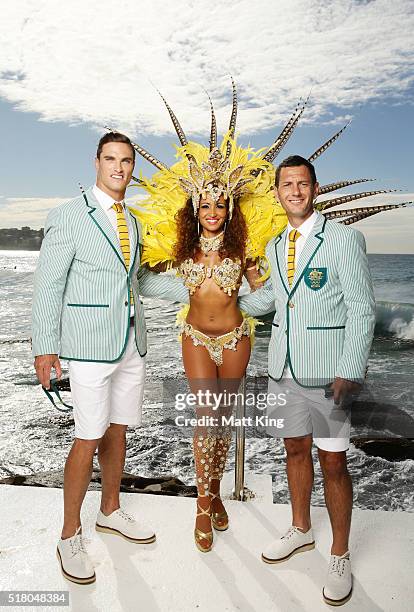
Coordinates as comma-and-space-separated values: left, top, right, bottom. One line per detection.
181, 318, 250, 366
179, 257, 242, 296
199, 231, 224, 254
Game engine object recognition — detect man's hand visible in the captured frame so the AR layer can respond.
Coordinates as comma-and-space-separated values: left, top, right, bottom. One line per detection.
331, 377, 361, 406
34, 354, 62, 389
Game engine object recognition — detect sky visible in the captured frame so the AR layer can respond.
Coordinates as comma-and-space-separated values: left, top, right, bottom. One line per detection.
0, 0, 413, 253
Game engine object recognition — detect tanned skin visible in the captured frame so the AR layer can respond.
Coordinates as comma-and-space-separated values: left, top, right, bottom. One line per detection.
182, 194, 261, 549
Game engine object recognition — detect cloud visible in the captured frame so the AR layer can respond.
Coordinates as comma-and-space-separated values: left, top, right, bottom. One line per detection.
0, 197, 70, 228
0, 191, 147, 229
0, 0, 413, 139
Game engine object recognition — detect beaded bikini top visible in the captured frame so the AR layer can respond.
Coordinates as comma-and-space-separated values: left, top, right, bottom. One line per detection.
179, 257, 242, 296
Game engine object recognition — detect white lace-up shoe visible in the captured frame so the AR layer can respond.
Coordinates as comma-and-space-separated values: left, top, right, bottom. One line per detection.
261, 526, 315, 564
96, 508, 156, 544
323, 551, 353, 606
56, 527, 96, 585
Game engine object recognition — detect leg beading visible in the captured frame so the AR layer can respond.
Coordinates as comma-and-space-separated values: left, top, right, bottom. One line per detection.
193, 426, 216, 496
211, 424, 232, 481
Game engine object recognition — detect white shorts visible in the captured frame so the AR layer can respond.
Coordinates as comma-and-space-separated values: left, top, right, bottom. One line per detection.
267, 376, 350, 453
68, 328, 146, 440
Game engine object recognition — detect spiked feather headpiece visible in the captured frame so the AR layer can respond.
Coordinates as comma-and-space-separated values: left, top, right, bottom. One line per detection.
106, 79, 410, 267
179, 147, 254, 219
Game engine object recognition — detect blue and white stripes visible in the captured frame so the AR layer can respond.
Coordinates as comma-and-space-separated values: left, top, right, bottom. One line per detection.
32, 187, 188, 362
239, 212, 376, 387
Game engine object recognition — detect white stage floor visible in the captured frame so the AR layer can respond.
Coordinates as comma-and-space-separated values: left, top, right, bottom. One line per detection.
0, 474, 412, 611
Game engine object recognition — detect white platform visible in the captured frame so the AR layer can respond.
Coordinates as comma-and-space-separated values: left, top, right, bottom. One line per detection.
0, 474, 412, 611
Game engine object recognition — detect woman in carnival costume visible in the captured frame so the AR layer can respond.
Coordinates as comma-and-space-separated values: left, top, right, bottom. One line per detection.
112, 81, 408, 552
129, 82, 286, 552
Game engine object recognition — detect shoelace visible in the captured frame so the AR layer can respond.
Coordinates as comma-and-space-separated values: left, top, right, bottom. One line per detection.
282, 526, 303, 540
329, 555, 349, 577
117, 509, 135, 524
69, 527, 87, 558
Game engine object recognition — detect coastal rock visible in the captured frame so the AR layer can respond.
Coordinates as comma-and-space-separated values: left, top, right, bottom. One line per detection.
352, 437, 414, 462
0, 469, 197, 497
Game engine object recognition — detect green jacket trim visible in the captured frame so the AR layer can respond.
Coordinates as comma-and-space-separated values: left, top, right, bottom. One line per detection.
274, 235, 289, 296
307, 325, 345, 330
81, 190, 135, 360
269, 372, 284, 382
61, 349, 148, 363
288, 217, 327, 299
128, 214, 140, 279
87, 208, 127, 272
67, 303, 109, 308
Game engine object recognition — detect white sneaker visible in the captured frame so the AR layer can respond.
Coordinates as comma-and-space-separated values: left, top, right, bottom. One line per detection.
96, 508, 156, 544
323, 551, 353, 606
56, 527, 96, 585
261, 526, 315, 564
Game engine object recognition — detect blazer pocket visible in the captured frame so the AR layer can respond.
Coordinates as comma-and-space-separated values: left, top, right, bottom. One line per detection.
306, 325, 345, 330
67, 303, 110, 308
272, 322, 279, 327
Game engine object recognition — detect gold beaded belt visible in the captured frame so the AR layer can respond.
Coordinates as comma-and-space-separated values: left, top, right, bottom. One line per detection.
181, 318, 250, 366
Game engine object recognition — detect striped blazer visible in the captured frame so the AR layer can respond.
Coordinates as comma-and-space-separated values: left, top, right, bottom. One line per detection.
32, 187, 188, 362
239, 212, 376, 387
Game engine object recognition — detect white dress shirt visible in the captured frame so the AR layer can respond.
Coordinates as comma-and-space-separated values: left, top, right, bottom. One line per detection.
92, 184, 135, 316
282, 210, 318, 378
93, 184, 125, 232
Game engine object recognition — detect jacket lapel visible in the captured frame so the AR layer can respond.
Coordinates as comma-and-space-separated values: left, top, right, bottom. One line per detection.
126, 208, 140, 276
83, 188, 126, 270
289, 212, 327, 296
274, 232, 289, 296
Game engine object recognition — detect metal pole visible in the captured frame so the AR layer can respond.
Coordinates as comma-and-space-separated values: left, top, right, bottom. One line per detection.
233, 375, 246, 501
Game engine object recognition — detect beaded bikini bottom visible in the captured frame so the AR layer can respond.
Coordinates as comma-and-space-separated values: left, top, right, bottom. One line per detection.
181, 318, 251, 366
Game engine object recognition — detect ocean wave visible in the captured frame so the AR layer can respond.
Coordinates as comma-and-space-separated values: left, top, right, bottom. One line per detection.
375, 301, 414, 341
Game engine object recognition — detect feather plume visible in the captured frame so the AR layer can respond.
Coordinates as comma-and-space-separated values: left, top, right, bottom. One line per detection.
318, 178, 374, 195
205, 90, 217, 151
225, 77, 238, 159
263, 95, 309, 163
324, 202, 410, 220
308, 121, 351, 162
339, 210, 383, 225
316, 190, 395, 212
157, 91, 188, 146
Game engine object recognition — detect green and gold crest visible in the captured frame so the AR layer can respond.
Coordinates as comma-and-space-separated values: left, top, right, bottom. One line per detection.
304, 267, 327, 290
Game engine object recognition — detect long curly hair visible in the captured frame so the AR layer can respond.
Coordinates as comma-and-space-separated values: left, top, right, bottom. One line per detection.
173, 197, 248, 264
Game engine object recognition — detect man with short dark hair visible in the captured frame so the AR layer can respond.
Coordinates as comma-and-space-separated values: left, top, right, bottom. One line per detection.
274, 154, 317, 187
239, 155, 375, 606
96, 131, 136, 161
32, 133, 188, 585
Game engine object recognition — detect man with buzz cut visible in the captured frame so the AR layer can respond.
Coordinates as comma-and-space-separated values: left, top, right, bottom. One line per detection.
32, 132, 188, 585
239, 155, 375, 606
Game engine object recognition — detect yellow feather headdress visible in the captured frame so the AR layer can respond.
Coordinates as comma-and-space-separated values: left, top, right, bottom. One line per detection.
106, 79, 410, 269
130, 134, 287, 268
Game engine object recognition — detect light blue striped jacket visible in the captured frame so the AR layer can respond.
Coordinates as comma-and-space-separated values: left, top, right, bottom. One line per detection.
239, 212, 376, 387
32, 187, 188, 362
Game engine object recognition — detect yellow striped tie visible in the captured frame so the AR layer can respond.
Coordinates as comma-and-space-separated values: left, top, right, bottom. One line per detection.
113, 202, 134, 304
287, 229, 301, 286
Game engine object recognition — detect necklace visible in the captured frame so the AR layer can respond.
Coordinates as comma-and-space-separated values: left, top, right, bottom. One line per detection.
199, 231, 224, 255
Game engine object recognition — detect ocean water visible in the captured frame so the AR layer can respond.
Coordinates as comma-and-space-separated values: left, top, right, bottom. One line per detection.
0, 251, 413, 512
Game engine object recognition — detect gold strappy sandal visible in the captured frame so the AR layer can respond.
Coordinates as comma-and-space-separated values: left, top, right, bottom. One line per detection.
210, 492, 229, 531
194, 497, 213, 552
